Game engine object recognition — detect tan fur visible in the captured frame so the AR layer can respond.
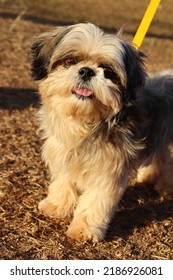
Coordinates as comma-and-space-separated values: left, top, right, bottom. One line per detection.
137, 145, 173, 195
31, 23, 173, 242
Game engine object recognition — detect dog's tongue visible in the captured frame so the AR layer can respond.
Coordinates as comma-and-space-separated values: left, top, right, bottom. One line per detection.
73, 87, 93, 97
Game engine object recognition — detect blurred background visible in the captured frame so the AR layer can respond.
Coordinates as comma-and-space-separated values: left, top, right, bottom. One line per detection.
1, 0, 173, 89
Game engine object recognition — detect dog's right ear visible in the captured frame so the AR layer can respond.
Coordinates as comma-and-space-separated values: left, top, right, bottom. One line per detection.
121, 42, 147, 101
31, 26, 70, 80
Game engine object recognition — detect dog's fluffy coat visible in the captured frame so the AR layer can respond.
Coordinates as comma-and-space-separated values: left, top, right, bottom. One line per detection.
31, 23, 173, 241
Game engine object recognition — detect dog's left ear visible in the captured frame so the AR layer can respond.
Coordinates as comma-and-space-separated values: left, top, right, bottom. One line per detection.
122, 42, 147, 100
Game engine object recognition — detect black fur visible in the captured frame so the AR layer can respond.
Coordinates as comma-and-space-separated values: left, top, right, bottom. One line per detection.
106, 43, 147, 127
87, 43, 148, 148
31, 27, 71, 80
121, 42, 147, 101
31, 42, 49, 80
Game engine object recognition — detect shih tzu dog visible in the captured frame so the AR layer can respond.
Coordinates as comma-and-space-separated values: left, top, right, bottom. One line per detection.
31, 23, 173, 242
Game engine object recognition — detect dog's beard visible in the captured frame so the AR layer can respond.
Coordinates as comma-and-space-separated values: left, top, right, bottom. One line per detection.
39, 63, 123, 122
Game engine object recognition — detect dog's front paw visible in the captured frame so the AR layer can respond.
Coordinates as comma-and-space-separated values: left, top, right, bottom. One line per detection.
66, 219, 105, 242
38, 198, 69, 219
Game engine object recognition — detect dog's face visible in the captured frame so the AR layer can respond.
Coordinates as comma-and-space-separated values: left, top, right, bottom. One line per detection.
31, 23, 146, 121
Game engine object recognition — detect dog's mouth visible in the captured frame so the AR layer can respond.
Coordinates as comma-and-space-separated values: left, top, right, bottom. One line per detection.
72, 87, 94, 100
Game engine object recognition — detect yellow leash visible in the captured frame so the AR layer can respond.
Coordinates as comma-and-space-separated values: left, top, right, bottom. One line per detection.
132, 0, 161, 49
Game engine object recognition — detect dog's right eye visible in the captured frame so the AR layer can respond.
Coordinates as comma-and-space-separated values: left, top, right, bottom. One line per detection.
64, 57, 78, 67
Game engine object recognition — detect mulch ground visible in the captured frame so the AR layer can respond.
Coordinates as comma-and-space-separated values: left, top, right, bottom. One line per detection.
0, 1, 173, 260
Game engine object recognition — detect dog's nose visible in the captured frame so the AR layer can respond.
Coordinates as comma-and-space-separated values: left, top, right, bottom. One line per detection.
79, 67, 95, 81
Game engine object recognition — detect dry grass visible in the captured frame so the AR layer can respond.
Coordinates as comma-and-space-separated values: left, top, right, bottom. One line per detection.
0, 0, 173, 260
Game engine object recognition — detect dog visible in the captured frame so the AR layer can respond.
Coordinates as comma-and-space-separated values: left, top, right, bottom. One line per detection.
31, 23, 173, 242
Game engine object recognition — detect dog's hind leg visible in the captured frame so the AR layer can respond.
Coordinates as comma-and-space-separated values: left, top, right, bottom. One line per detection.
136, 158, 162, 185
155, 145, 173, 194
136, 147, 173, 194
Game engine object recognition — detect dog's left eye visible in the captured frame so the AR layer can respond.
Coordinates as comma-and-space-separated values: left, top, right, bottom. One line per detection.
104, 67, 116, 80
64, 57, 78, 67
99, 65, 119, 83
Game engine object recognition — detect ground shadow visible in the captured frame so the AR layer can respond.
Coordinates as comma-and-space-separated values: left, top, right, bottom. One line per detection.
0, 87, 40, 109
107, 184, 173, 241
